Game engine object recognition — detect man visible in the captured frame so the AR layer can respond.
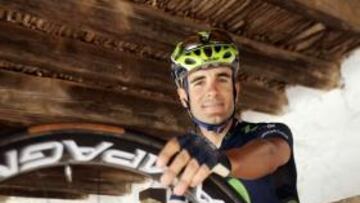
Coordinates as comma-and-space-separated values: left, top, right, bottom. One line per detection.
156, 30, 299, 203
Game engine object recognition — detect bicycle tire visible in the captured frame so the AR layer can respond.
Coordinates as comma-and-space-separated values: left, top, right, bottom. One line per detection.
0, 123, 246, 203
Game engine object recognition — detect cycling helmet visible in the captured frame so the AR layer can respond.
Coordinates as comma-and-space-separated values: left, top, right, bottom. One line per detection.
171, 29, 239, 88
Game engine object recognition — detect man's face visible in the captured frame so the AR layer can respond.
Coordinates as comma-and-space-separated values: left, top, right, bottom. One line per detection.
178, 66, 238, 124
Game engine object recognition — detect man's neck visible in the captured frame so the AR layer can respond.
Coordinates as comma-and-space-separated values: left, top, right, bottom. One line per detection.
199, 119, 234, 148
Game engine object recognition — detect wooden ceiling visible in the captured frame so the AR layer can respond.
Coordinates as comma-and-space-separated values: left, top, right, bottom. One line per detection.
0, 0, 359, 138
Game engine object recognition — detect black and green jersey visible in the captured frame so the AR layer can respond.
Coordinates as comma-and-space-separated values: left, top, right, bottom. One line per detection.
220, 119, 299, 203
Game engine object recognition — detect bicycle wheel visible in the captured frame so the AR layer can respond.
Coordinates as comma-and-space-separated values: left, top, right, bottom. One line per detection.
0, 123, 246, 203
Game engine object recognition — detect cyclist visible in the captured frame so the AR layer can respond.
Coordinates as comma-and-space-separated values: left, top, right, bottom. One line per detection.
156, 29, 299, 203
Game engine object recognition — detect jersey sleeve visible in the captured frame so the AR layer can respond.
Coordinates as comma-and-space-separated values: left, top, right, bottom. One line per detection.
254, 123, 293, 148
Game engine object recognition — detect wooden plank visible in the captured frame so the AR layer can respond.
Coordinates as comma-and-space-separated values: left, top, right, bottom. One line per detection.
264, 0, 360, 33
28, 165, 146, 183
239, 81, 288, 114
0, 186, 86, 199
334, 195, 360, 203
238, 47, 339, 89
0, 69, 190, 138
1, 178, 132, 197
0, 0, 340, 89
0, 121, 23, 135
0, 165, 141, 198
0, 21, 175, 96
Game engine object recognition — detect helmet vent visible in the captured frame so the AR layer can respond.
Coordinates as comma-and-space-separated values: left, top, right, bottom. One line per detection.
194, 49, 201, 56
223, 51, 232, 59
204, 47, 213, 57
214, 45, 221, 53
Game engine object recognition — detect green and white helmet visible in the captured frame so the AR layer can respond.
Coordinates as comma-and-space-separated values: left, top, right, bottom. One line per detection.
170, 29, 240, 87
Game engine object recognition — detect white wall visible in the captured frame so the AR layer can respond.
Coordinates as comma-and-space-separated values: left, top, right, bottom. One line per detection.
242, 49, 360, 203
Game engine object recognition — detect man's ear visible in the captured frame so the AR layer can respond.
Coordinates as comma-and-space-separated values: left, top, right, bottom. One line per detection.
235, 82, 240, 102
177, 87, 189, 108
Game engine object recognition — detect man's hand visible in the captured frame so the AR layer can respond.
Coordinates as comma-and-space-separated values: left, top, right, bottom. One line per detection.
156, 133, 231, 196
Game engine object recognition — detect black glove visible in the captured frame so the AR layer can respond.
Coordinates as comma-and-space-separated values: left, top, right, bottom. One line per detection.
177, 133, 232, 177
169, 194, 186, 203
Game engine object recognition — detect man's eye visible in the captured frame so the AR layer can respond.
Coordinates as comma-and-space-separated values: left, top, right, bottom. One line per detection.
193, 80, 203, 86
219, 77, 230, 83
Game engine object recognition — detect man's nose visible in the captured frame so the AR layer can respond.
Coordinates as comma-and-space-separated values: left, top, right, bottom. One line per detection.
205, 80, 219, 97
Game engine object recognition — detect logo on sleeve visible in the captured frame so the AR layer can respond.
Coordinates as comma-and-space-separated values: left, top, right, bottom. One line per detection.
243, 125, 258, 134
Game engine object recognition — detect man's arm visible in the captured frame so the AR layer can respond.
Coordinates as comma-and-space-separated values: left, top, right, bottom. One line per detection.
156, 133, 292, 196
226, 137, 291, 179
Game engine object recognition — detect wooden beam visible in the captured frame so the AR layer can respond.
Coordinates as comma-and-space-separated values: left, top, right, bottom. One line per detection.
0, 0, 340, 89
1, 179, 132, 197
239, 80, 288, 114
0, 21, 175, 96
0, 186, 86, 199
0, 165, 142, 198
237, 45, 339, 89
333, 195, 360, 203
264, 0, 360, 33
0, 121, 23, 135
0, 69, 190, 138
29, 165, 146, 183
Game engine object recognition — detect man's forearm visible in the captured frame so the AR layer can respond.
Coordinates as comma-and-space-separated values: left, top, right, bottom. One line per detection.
225, 137, 291, 179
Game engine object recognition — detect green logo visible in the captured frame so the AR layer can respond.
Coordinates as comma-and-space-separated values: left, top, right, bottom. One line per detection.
243, 125, 258, 134
227, 178, 251, 203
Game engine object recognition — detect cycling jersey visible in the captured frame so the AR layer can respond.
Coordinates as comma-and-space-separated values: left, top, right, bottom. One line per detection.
220, 119, 299, 203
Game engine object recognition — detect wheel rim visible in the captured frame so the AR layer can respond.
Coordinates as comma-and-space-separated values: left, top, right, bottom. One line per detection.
0, 123, 246, 203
